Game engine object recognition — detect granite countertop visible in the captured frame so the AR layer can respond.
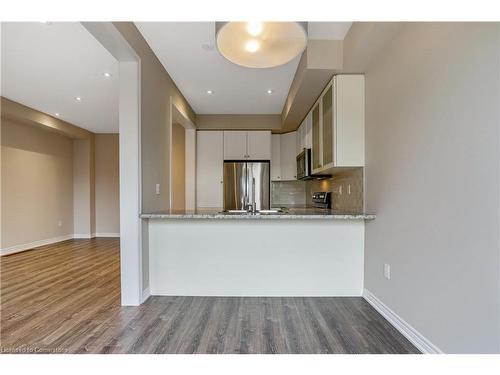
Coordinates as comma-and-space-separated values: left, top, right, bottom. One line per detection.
140, 208, 375, 220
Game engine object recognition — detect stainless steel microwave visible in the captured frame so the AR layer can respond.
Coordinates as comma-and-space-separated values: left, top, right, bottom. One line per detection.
296, 148, 312, 180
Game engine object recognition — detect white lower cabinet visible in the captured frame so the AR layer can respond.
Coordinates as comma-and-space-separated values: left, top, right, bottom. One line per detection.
196, 131, 223, 208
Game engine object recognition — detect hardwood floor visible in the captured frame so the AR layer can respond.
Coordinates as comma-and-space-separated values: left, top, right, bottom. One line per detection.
0, 238, 419, 354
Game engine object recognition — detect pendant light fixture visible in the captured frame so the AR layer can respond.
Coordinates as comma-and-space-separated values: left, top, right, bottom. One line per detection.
216, 22, 307, 69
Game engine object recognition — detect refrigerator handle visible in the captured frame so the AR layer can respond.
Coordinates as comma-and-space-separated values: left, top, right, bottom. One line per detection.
244, 163, 248, 209
252, 177, 256, 213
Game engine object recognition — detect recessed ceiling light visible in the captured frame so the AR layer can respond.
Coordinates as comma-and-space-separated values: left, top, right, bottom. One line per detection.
267, 89, 273, 95
207, 90, 213, 95
54, 113, 60, 117
245, 40, 260, 53
246, 22, 263, 37
75, 97, 82, 102
103, 72, 112, 78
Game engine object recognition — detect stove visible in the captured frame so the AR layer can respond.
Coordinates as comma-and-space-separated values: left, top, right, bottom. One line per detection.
312, 192, 332, 209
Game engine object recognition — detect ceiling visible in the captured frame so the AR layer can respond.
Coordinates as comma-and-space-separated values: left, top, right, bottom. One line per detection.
1, 22, 119, 133
135, 22, 351, 115
1, 22, 351, 132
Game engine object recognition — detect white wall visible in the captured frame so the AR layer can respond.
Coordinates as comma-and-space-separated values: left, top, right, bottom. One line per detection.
356, 23, 500, 353
118, 61, 143, 305
75, 22, 145, 305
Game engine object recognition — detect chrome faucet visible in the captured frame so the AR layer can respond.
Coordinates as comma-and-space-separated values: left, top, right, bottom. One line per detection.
246, 178, 257, 214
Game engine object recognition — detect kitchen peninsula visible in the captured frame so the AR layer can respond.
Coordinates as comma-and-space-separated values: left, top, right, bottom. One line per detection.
141, 209, 374, 297
142, 73, 372, 298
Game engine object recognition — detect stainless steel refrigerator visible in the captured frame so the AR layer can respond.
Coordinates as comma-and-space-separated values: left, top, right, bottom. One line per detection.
223, 161, 270, 211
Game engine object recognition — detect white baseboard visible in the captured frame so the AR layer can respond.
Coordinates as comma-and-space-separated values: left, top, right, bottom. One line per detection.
1, 232, 121, 256
363, 288, 443, 354
94, 232, 120, 238
73, 233, 94, 239
142, 287, 151, 303
74, 233, 120, 239
1, 234, 74, 256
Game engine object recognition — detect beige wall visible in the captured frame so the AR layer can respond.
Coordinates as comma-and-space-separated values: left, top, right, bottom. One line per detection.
2, 100, 120, 250
281, 41, 343, 133
113, 22, 196, 214
1, 119, 74, 248
305, 169, 364, 212
346, 22, 500, 353
95, 134, 120, 234
171, 123, 185, 210
196, 114, 282, 132
73, 137, 95, 237
1, 97, 93, 140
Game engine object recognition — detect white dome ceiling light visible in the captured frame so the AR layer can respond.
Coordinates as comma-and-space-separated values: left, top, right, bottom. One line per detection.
216, 22, 307, 69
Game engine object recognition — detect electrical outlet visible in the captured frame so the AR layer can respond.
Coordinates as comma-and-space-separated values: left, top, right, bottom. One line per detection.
384, 263, 391, 280
58, 220, 62, 227
155, 183, 160, 195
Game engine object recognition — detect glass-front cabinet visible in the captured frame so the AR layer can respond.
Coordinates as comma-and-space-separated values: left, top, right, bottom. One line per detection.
322, 84, 334, 167
311, 74, 365, 174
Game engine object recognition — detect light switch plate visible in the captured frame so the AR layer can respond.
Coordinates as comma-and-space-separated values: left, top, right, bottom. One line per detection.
155, 183, 160, 195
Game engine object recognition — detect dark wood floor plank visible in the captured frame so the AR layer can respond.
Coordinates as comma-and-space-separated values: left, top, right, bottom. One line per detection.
0, 238, 419, 354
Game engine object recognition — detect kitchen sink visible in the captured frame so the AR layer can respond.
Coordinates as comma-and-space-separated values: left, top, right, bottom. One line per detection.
258, 209, 286, 214
220, 208, 288, 215
222, 210, 249, 214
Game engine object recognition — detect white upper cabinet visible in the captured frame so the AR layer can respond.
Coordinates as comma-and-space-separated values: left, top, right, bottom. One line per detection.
223, 131, 271, 160
311, 74, 365, 173
335, 75, 365, 167
247, 131, 271, 159
196, 131, 224, 208
223, 131, 248, 159
280, 132, 297, 181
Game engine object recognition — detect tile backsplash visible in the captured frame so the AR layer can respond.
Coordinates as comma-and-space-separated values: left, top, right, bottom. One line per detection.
271, 180, 307, 207
271, 168, 364, 212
